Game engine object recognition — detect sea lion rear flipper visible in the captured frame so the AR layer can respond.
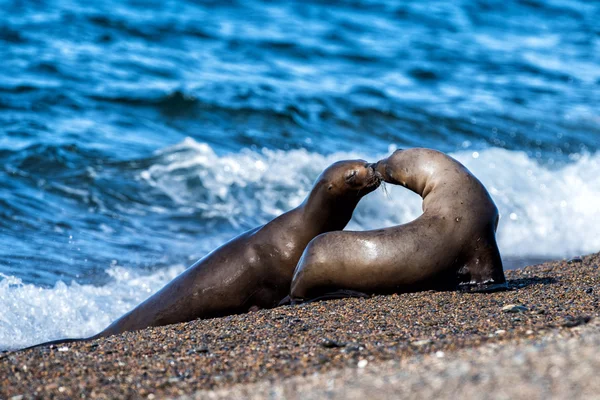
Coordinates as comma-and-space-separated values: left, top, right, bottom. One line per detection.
19, 337, 89, 352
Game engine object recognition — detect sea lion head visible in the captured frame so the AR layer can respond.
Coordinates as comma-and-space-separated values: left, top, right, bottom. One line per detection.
370, 149, 407, 185
319, 159, 381, 197
303, 160, 381, 231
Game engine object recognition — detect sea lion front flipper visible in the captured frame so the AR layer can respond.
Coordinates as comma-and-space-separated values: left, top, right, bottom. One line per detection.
458, 281, 509, 293
457, 232, 508, 293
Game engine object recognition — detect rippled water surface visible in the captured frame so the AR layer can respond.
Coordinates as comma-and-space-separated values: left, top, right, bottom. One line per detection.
1, 0, 599, 349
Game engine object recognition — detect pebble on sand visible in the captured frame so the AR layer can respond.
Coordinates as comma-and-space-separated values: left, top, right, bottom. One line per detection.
502, 304, 528, 313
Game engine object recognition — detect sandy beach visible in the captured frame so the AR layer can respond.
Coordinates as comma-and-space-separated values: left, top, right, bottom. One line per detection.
1, 252, 598, 399
195, 316, 600, 400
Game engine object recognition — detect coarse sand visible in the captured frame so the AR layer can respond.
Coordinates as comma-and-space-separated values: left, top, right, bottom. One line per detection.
1, 252, 598, 399
191, 318, 600, 400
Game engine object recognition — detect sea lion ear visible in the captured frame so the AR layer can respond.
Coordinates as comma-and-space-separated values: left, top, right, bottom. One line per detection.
328, 184, 334, 191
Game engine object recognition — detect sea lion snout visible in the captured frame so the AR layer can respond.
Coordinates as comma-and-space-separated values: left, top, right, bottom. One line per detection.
368, 162, 382, 177
366, 162, 378, 173
364, 163, 382, 189
370, 160, 391, 182
342, 161, 381, 190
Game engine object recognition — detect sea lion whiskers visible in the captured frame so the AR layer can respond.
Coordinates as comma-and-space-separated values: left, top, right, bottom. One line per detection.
355, 164, 381, 197
379, 181, 390, 199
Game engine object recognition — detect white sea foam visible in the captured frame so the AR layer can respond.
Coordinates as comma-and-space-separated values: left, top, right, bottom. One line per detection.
0, 265, 185, 350
142, 139, 600, 258
2, 139, 599, 350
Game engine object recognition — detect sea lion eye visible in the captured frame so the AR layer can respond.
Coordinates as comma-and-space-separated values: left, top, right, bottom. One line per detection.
344, 170, 357, 182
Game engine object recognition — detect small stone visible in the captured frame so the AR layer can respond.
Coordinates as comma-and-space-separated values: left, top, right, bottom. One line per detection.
435, 351, 445, 358
526, 330, 534, 335
502, 304, 528, 313
411, 339, 433, 347
585, 288, 593, 294
495, 330, 506, 335
567, 257, 583, 264
10, 396, 24, 400
57, 346, 69, 352
321, 339, 345, 348
562, 315, 592, 328
187, 347, 209, 354
344, 344, 362, 352
357, 359, 368, 368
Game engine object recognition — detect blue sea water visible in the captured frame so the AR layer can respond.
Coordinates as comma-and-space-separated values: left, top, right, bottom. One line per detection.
0, 0, 599, 349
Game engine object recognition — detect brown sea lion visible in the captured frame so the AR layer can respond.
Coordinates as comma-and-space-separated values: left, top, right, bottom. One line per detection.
288, 148, 507, 303
29, 159, 380, 348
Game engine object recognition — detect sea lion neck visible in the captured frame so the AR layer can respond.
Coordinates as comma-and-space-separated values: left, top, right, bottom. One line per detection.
382, 150, 439, 200
300, 182, 358, 233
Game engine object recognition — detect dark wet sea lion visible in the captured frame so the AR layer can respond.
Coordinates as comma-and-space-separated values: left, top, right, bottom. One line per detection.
28, 159, 380, 348
288, 148, 507, 303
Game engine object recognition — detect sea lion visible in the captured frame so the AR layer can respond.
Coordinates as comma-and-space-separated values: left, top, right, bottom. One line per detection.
29, 159, 380, 348
288, 148, 507, 303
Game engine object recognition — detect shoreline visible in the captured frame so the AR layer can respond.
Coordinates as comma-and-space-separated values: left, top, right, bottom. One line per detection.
1, 252, 598, 399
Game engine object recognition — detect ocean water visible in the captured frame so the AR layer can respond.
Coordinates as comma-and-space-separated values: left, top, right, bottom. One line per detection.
1, 0, 598, 350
